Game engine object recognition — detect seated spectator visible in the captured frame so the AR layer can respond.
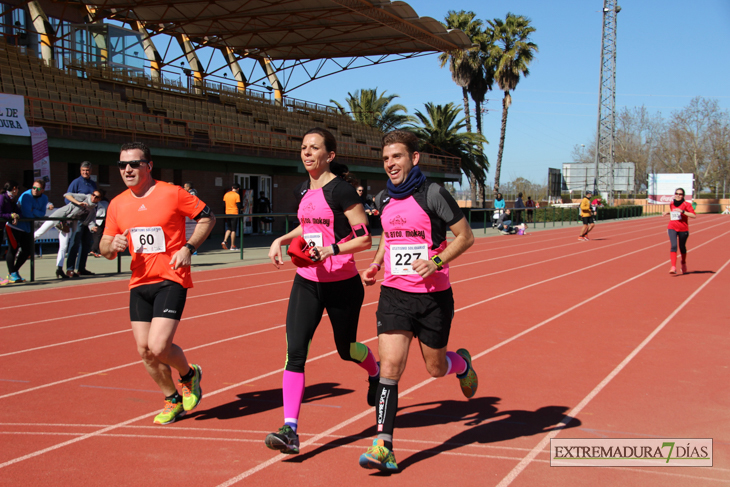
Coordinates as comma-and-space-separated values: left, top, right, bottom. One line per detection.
496, 209, 514, 235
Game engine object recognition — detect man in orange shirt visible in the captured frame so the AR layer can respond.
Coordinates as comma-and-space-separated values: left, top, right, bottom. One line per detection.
100, 142, 216, 425
222, 183, 241, 250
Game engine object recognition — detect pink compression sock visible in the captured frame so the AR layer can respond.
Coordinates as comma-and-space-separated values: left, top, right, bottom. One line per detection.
357, 346, 380, 377
283, 370, 305, 431
670, 252, 677, 267
445, 351, 467, 376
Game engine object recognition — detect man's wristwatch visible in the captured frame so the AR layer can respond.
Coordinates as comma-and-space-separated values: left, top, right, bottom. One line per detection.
184, 243, 196, 253
431, 255, 444, 270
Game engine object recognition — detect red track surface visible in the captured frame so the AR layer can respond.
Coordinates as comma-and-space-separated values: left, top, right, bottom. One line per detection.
1, 216, 728, 486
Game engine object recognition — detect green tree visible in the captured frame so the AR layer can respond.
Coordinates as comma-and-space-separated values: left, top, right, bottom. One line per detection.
490, 13, 538, 195
439, 10, 491, 205
410, 102, 489, 189
330, 88, 411, 132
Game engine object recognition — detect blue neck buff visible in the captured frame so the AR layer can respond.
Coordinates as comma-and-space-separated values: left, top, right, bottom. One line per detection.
387, 166, 426, 199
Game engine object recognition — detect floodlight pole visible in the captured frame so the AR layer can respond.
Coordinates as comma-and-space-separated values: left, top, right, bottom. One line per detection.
592, 0, 620, 205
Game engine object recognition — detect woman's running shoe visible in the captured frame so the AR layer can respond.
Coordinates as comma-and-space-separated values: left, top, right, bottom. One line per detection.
681, 263, 688, 274
669, 266, 676, 274
8, 272, 25, 283
265, 425, 300, 454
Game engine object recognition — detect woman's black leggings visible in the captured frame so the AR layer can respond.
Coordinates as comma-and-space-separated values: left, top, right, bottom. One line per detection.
668, 229, 689, 254
284, 273, 365, 373
5, 226, 32, 274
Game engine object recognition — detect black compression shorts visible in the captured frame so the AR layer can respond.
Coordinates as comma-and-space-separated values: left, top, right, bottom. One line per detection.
129, 280, 188, 322
375, 285, 454, 349
582, 216, 595, 225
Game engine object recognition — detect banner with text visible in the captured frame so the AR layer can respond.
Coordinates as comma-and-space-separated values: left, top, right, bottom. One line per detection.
648, 173, 694, 204
30, 126, 51, 191
0, 93, 30, 137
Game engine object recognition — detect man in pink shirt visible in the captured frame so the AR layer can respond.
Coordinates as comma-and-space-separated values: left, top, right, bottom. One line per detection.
359, 130, 477, 472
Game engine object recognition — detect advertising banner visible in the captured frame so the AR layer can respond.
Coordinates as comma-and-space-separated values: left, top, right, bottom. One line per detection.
29, 126, 51, 191
0, 93, 30, 137
648, 173, 694, 204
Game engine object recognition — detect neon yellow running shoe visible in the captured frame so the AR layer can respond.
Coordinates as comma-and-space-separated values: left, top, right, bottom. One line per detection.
359, 439, 398, 472
153, 397, 185, 425
456, 348, 478, 399
179, 364, 202, 411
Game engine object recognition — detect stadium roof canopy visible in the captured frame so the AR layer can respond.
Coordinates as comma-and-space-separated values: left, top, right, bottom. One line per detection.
81, 0, 473, 60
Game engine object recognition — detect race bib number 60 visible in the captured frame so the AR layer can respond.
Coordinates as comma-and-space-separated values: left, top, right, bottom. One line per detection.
390, 243, 428, 275
130, 226, 166, 254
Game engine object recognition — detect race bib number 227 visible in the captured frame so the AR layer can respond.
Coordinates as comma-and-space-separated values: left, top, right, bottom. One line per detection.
390, 243, 428, 275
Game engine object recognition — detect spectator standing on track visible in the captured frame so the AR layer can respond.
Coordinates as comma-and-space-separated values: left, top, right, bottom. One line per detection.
662, 187, 696, 274
525, 196, 535, 223
90, 189, 108, 258
35, 190, 102, 279
264, 128, 379, 455
66, 161, 98, 277
4, 179, 51, 284
100, 142, 215, 425
514, 192, 525, 225
0, 181, 20, 285
496, 209, 514, 235
578, 190, 596, 241
222, 183, 241, 250
358, 130, 477, 472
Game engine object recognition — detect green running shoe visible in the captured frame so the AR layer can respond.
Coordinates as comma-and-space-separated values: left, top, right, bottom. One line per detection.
265, 425, 300, 454
179, 364, 202, 411
359, 439, 398, 472
153, 397, 185, 425
456, 348, 478, 399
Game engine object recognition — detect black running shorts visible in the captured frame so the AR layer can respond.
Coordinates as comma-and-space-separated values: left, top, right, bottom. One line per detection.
582, 216, 595, 225
129, 280, 188, 322
224, 217, 240, 234
375, 285, 454, 349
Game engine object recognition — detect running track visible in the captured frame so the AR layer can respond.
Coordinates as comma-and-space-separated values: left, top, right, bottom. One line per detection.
1, 215, 728, 486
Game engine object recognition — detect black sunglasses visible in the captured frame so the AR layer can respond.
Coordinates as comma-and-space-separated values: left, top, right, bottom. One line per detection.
118, 160, 150, 169
675, 192, 684, 196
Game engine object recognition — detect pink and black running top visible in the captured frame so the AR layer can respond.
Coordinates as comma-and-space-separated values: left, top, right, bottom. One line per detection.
667, 200, 694, 232
294, 177, 362, 282
375, 180, 464, 293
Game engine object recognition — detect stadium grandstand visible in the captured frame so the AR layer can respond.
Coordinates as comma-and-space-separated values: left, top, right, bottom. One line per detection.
0, 0, 468, 229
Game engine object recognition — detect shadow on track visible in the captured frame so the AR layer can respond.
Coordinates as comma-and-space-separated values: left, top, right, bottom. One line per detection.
286, 396, 580, 473
188, 382, 354, 421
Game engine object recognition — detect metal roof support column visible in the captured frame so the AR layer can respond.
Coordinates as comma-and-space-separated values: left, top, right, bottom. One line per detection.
84, 6, 108, 65
27, 1, 54, 65
176, 33, 204, 94
133, 21, 161, 82
259, 57, 283, 106
221, 46, 247, 92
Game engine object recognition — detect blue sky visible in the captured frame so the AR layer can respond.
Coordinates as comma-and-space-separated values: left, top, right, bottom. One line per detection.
289, 0, 730, 188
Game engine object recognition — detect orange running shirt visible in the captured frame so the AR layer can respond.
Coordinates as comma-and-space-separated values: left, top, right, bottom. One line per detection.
104, 182, 206, 289
223, 190, 240, 215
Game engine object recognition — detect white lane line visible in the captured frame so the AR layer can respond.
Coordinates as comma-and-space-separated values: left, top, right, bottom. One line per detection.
495, 255, 730, 487
1, 216, 699, 331
0, 213, 671, 305
214, 229, 730, 486
1, 223, 725, 471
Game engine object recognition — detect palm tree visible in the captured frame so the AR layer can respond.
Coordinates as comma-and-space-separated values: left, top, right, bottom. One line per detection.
490, 13, 538, 195
330, 88, 411, 132
410, 102, 489, 188
439, 11, 488, 205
